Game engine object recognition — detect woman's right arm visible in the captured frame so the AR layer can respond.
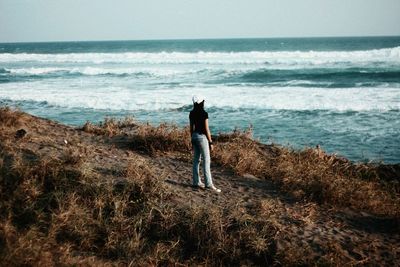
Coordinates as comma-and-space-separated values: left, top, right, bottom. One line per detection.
204, 119, 214, 151
190, 118, 194, 137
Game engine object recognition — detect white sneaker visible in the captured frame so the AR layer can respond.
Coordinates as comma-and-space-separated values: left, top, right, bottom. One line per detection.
192, 183, 205, 189
206, 185, 221, 193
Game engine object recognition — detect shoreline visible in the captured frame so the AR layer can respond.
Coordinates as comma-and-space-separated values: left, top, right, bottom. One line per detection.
2, 103, 397, 165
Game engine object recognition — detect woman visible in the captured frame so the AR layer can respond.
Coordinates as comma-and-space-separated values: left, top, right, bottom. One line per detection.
189, 95, 221, 193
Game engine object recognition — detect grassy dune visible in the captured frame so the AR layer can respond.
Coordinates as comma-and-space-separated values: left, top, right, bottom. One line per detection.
0, 107, 399, 266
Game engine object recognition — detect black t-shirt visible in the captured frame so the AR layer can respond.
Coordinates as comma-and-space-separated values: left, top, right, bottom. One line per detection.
189, 110, 208, 135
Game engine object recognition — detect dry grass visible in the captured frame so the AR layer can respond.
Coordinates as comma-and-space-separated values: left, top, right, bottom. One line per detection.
269, 148, 400, 216
81, 117, 400, 217
213, 129, 273, 177
82, 117, 136, 137
130, 123, 191, 155
89, 117, 399, 217
1, 110, 398, 265
0, 147, 281, 265
83, 118, 192, 155
0, 106, 24, 128
213, 131, 400, 217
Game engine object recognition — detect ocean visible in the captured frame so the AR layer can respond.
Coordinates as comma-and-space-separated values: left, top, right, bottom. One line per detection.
0, 37, 399, 163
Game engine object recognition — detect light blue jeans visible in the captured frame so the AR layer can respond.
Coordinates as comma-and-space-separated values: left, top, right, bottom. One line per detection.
191, 132, 213, 187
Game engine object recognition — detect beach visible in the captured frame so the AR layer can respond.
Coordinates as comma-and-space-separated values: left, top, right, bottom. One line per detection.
0, 107, 399, 265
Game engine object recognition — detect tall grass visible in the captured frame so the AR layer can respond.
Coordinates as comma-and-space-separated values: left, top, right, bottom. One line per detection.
130, 123, 191, 155
0, 107, 24, 128
90, 118, 400, 217
1, 109, 398, 265
0, 148, 282, 265
82, 117, 136, 137
214, 131, 400, 217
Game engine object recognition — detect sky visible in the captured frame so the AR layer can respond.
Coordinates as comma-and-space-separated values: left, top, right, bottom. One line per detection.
1, 0, 400, 43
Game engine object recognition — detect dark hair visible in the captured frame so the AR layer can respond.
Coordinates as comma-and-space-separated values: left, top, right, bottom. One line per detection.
193, 100, 204, 112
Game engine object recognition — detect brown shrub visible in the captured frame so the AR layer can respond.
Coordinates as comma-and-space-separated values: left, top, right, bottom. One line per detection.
143, 203, 278, 265
0, 145, 282, 266
214, 132, 400, 217
2, 114, 397, 265
90, 119, 398, 217
213, 129, 271, 176
0, 149, 159, 265
82, 118, 190, 156
273, 148, 400, 216
0, 106, 24, 128
61, 147, 85, 166
82, 117, 136, 136
131, 123, 191, 155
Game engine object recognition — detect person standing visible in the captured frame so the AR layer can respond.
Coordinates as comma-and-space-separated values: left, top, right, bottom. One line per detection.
189, 95, 221, 193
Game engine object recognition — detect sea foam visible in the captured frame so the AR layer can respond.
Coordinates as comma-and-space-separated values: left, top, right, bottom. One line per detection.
1, 83, 399, 112
1, 38, 399, 163
4, 67, 192, 77
0, 47, 399, 65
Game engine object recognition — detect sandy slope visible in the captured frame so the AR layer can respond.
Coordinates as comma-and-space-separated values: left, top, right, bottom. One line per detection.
1, 112, 399, 265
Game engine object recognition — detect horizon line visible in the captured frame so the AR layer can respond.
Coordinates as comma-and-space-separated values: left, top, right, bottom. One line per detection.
1, 34, 400, 45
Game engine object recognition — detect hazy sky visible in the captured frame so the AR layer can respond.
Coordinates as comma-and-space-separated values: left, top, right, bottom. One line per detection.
1, 0, 399, 42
